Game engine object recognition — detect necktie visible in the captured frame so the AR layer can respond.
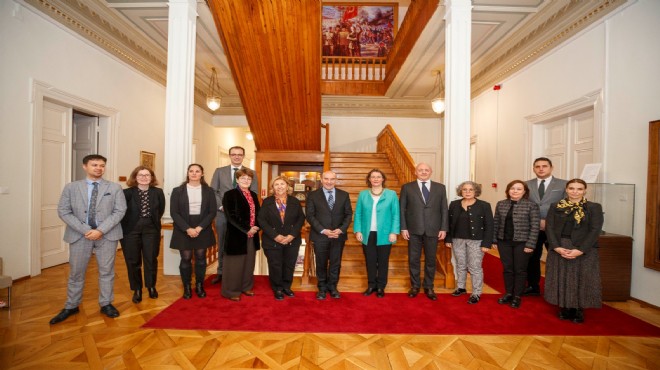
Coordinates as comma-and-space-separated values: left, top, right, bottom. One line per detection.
539, 179, 546, 199
421, 182, 430, 203
89, 182, 99, 229
232, 168, 238, 187
327, 191, 334, 210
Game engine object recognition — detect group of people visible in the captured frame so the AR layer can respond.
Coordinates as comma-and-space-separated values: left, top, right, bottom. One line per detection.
49, 152, 604, 326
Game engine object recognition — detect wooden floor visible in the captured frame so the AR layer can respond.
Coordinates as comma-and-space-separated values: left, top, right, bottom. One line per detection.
1, 250, 659, 369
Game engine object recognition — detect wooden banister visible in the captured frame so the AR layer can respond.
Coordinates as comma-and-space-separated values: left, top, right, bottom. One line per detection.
377, 124, 416, 184
321, 123, 330, 171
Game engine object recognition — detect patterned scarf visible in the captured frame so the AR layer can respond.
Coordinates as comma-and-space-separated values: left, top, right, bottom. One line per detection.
240, 188, 256, 236
276, 196, 287, 223
556, 197, 587, 224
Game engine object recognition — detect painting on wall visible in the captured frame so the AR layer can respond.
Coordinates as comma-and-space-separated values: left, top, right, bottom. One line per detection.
322, 3, 397, 59
140, 151, 155, 171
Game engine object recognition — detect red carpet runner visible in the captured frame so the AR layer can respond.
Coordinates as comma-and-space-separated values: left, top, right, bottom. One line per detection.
143, 254, 660, 336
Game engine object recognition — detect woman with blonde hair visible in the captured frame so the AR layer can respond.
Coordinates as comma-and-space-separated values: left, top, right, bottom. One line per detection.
257, 176, 306, 300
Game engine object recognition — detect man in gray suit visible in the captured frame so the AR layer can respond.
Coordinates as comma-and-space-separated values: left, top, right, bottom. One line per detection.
524, 157, 567, 295
209, 146, 258, 284
50, 154, 127, 324
399, 163, 448, 301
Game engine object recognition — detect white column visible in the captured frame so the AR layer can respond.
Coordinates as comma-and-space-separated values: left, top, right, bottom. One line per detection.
163, 0, 197, 275
443, 0, 472, 199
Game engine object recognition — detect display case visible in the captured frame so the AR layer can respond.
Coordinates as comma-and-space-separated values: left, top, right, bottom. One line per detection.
586, 183, 635, 237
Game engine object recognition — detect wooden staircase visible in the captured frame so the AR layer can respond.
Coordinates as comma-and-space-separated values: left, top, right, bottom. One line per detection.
323, 152, 448, 292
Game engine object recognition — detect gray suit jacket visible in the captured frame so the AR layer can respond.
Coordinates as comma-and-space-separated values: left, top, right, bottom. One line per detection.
526, 177, 567, 218
399, 180, 448, 237
210, 165, 258, 212
57, 178, 127, 243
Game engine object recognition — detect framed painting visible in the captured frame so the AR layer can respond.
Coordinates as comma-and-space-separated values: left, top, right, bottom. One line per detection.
322, 3, 398, 58
140, 151, 155, 171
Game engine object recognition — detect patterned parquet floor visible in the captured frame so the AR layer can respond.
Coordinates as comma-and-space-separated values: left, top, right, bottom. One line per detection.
1, 249, 659, 369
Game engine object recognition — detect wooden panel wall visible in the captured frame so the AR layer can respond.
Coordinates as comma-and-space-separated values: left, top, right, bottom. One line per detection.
207, 0, 322, 151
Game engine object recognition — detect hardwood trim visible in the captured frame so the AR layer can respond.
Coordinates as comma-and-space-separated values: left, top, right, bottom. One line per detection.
376, 124, 416, 184
321, 123, 330, 172
645, 120, 660, 271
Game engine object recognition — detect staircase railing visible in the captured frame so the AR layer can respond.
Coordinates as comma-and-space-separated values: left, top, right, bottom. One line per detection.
321, 123, 330, 171
376, 124, 416, 184
322, 57, 386, 81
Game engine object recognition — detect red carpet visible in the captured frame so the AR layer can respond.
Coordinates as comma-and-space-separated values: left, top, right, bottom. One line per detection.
143, 255, 660, 336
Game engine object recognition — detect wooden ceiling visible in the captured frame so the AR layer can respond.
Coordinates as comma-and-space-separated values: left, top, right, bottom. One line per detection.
207, 0, 322, 151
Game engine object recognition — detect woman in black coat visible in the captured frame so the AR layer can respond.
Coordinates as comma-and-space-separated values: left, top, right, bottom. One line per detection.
221, 168, 261, 301
257, 176, 305, 300
120, 166, 165, 303
169, 164, 217, 299
544, 178, 604, 323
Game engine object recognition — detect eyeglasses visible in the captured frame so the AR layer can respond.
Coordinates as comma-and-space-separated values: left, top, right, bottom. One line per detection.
137, 174, 152, 178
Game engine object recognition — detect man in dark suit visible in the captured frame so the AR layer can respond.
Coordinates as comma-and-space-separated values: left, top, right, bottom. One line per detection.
305, 170, 353, 299
209, 146, 258, 284
50, 154, 127, 324
399, 163, 448, 301
525, 157, 567, 295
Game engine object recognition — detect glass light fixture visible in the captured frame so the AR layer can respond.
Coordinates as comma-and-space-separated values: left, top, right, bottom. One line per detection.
431, 70, 445, 114
246, 131, 253, 141
206, 67, 221, 111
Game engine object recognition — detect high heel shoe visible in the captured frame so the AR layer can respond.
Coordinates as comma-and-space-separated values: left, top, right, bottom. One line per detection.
147, 287, 158, 299
183, 284, 192, 299
195, 282, 207, 298
132, 289, 142, 303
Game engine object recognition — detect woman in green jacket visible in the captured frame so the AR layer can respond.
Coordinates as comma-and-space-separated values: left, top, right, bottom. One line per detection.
354, 169, 400, 297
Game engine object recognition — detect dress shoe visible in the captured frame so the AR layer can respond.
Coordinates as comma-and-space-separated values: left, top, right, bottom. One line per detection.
376, 288, 385, 298
100, 304, 120, 318
242, 290, 255, 297
558, 307, 573, 320
195, 282, 207, 298
467, 295, 480, 304
316, 291, 327, 300
424, 288, 437, 301
510, 296, 522, 309
523, 286, 540, 296
329, 290, 341, 299
408, 288, 420, 298
211, 274, 222, 285
363, 287, 375, 296
497, 294, 513, 304
147, 287, 158, 299
183, 284, 192, 299
132, 289, 142, 303
572, 308, 584, 324
451, 288, 467, 297
283, 289, 295, 297
229, 296, 241, 302
49, 307, 79, 325
274, 291, 285, 300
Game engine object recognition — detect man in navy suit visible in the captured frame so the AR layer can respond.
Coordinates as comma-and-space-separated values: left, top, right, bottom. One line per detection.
305, 171, 353, 299
524, 157, 567, 295
50, 154, 127, 324
209, 146, 258, 284
399, 163, 448, 301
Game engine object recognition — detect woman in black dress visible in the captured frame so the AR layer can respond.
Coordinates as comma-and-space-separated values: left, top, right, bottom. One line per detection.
221, 168, 261, 301
169, 164, 217, 299
544, 179, 604, 323
257, 176, 305, 300
120, 166, 165, 303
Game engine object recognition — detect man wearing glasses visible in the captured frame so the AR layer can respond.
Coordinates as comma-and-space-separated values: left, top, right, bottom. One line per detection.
210, 146, 259, 284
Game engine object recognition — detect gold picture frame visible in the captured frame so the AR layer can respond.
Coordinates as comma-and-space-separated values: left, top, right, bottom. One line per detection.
140, 151, 156, 171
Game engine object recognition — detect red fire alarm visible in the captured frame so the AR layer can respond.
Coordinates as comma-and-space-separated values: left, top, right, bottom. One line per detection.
491, 183, 498, 188
493, 84, 502, 91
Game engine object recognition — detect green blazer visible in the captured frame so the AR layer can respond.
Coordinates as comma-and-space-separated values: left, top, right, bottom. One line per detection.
354, 188, 400, 246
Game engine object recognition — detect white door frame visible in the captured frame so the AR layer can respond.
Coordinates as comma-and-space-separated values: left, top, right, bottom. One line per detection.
29, 79, 119, 276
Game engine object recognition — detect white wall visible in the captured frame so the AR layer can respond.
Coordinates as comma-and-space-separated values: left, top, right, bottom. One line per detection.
0, 2, 202, 280
471, 0, 660, 305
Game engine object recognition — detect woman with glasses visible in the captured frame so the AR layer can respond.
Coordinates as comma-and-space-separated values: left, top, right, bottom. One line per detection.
120, 166, 165, 303
221, 168, 261, 301
445, 181, 494, 304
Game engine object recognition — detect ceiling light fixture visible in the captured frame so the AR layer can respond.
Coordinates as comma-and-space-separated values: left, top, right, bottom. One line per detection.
206, 67, 221, 111
431, 70, 445, 114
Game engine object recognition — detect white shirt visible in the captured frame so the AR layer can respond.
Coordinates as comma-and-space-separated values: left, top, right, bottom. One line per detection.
416, 179, 430, 193
370, 194, 380, 231
536, 176, 554, 188
186, 184, 202, 215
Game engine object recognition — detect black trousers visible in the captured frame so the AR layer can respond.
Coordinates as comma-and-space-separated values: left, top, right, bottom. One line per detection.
498, 240, 532, 297
526, 230, 547, 290
407, 234, 438, 289
314, 238, 345, 291
121, 218, 160, 290
264, 244, 299, 292
363, 232, 392, 289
